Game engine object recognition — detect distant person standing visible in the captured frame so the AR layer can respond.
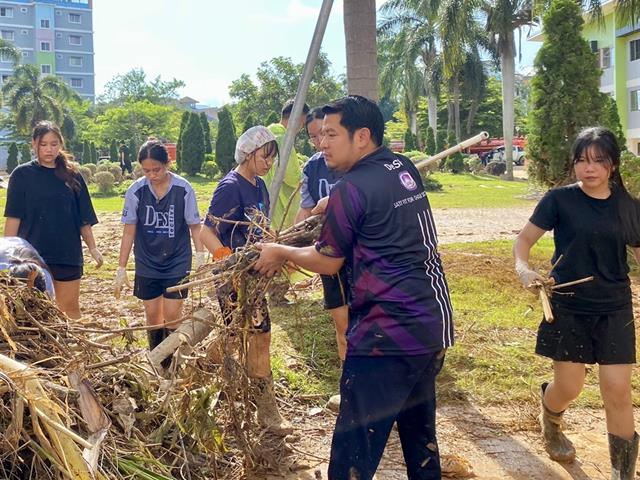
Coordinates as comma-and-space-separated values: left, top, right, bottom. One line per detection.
4, 121, 103, 319
263, 99, 310, 230
119, 140, 132, 175
295, 107, 347, 364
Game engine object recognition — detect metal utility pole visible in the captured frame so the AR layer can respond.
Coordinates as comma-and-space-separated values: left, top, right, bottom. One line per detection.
269, 0, 334, 219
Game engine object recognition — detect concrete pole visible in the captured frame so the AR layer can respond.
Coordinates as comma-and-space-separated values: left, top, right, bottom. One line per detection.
269, 0, 334, 218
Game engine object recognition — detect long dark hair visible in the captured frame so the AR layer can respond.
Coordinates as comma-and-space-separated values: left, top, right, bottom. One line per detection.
32, 121, 80, 192
572, 126, 640, 245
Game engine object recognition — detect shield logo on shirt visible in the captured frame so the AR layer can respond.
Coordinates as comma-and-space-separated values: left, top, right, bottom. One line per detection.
398, 171, 417, 191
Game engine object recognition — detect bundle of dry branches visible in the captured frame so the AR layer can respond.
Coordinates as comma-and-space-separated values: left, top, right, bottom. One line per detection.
0, 215, 324, 480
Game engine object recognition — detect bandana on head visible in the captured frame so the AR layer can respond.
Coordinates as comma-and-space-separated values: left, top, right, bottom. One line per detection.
235, 126, 277, 164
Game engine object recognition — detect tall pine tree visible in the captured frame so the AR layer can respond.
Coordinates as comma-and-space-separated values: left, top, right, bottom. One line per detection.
176, 111, 190, 169
82, 140, 90, 165
110, 139, 119, 163
215, 107, 237, 174
425, 127, 436, 156
20, 144, 31, 165
6, 143, 18, 173
180, 113, 206, 175
90, 142, 98, 164
243, 114, 257, 132
199, 112, 212, 154
527, 0, 604, 186
601, 95, 626, 149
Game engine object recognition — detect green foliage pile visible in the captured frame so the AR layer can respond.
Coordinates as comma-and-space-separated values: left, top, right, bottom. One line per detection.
527, 0, 604, 186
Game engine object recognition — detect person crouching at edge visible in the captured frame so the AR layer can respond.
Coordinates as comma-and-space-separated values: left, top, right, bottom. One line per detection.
200, 125, 292, 435
514, 126, 640, 479
114, 139, 205, 364
254, 96, 453, 479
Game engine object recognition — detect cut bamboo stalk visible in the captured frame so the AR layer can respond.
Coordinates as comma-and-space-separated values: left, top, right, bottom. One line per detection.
414, 132, 489, 171
148, 308, 215, 370
539, 289, 554, 323
550, 276, 594, 290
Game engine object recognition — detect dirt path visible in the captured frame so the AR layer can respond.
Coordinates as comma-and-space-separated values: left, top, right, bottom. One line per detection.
84, 209, 632, 480
433, 206, 535, 245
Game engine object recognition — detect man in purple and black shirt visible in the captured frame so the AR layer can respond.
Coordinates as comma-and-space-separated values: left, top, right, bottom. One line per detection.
255, 96, 453, 479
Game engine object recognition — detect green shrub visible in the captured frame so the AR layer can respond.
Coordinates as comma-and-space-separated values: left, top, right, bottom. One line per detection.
96, 162, 110, 172
464, 155, 483, 174
421, 173, 443, 192
94, 171, 115, 194
84, 163, 97, 175
202, 161, 219, 179
486, 161, 506, 176
133, 163, 144, 179
621, 151, 640, 198
403, 150, 424, 159
78, 165, 93, 184
108, 164, 123, 183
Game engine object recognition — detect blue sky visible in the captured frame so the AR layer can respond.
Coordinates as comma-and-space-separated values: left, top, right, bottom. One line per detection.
93, 1, 541, 107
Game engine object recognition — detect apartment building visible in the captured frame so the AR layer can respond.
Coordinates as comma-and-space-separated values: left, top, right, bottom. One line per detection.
0, 0, 94, 99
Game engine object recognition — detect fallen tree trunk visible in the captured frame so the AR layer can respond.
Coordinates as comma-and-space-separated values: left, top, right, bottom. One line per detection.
148, 308, 215, 370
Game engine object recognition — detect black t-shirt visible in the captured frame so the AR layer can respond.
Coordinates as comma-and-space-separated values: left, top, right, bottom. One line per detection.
530, 183, 633, 313
315, 147, 454, 356
4, 160, 98, 266
119, 145, 131, 165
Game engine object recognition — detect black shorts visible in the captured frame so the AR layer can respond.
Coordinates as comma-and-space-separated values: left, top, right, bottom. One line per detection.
535, 305, 636, 365
320, 267, 348, 310
47, 264, 83, 282
133, 275, 188, 301
217, 283, 270, 333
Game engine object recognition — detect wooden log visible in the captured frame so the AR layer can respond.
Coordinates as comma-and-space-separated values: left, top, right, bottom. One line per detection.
148, 308, 215, 370
414, 132, 489, 171
539, 289, 554, 323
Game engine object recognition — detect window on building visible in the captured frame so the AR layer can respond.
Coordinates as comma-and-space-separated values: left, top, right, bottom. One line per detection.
41, 64, 51, 74
68, 13, 81, 24
40, 42, 50, 52
20, 7, 27, 13
631, 39, 640, 61
631, 90, 640, 111
0, 8, 14, 18
0, 52, 12, 63
21, 29, 28, 35
1, 75, 10, 84
69, 35, 82, 46
600, 47, 612, 69
69, 56, 82, 67
1, 30, 14, 41
71, 78, 83, 88
22, 51, 29, 58
40, 19, 50, 28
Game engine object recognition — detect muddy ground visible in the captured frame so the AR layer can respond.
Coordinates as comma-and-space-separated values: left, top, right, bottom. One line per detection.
82, 211, 637, 480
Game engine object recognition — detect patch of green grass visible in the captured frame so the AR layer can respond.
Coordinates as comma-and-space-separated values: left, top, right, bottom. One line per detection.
269, 238, 639, 408
428, 172, 538, 209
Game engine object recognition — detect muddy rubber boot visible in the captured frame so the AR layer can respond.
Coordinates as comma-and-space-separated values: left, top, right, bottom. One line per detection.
251, 374, 293, 435
147, 328, 170, 369
609, 432, 639, 480
539, 382, 576, 463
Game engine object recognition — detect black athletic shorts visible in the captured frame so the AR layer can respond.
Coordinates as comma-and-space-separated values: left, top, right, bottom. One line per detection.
47, 263, 83, 282
217, 282, 270, 333
535, 305, 636, 365
133, 275, 188, 301
320, 267, 348, 310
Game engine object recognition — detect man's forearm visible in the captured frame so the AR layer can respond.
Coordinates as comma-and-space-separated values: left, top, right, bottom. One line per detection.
280, 245, 343, 275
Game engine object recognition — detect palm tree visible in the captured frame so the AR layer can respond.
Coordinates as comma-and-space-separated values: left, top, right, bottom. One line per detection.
0, 38, 20, 65
344, 0, 379, 101
2, 64, 80, 134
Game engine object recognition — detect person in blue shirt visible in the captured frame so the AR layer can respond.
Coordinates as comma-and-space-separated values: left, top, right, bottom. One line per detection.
295, 107, 348, 364
0, 236, 54, 296
114, 139, 204, 357
200, 125, 292, 435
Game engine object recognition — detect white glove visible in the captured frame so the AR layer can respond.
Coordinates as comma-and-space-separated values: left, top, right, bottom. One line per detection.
114, 266, 131, 298
89, 247, 103, 268
195, 251, 207, 269
515, 259, 545, 291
